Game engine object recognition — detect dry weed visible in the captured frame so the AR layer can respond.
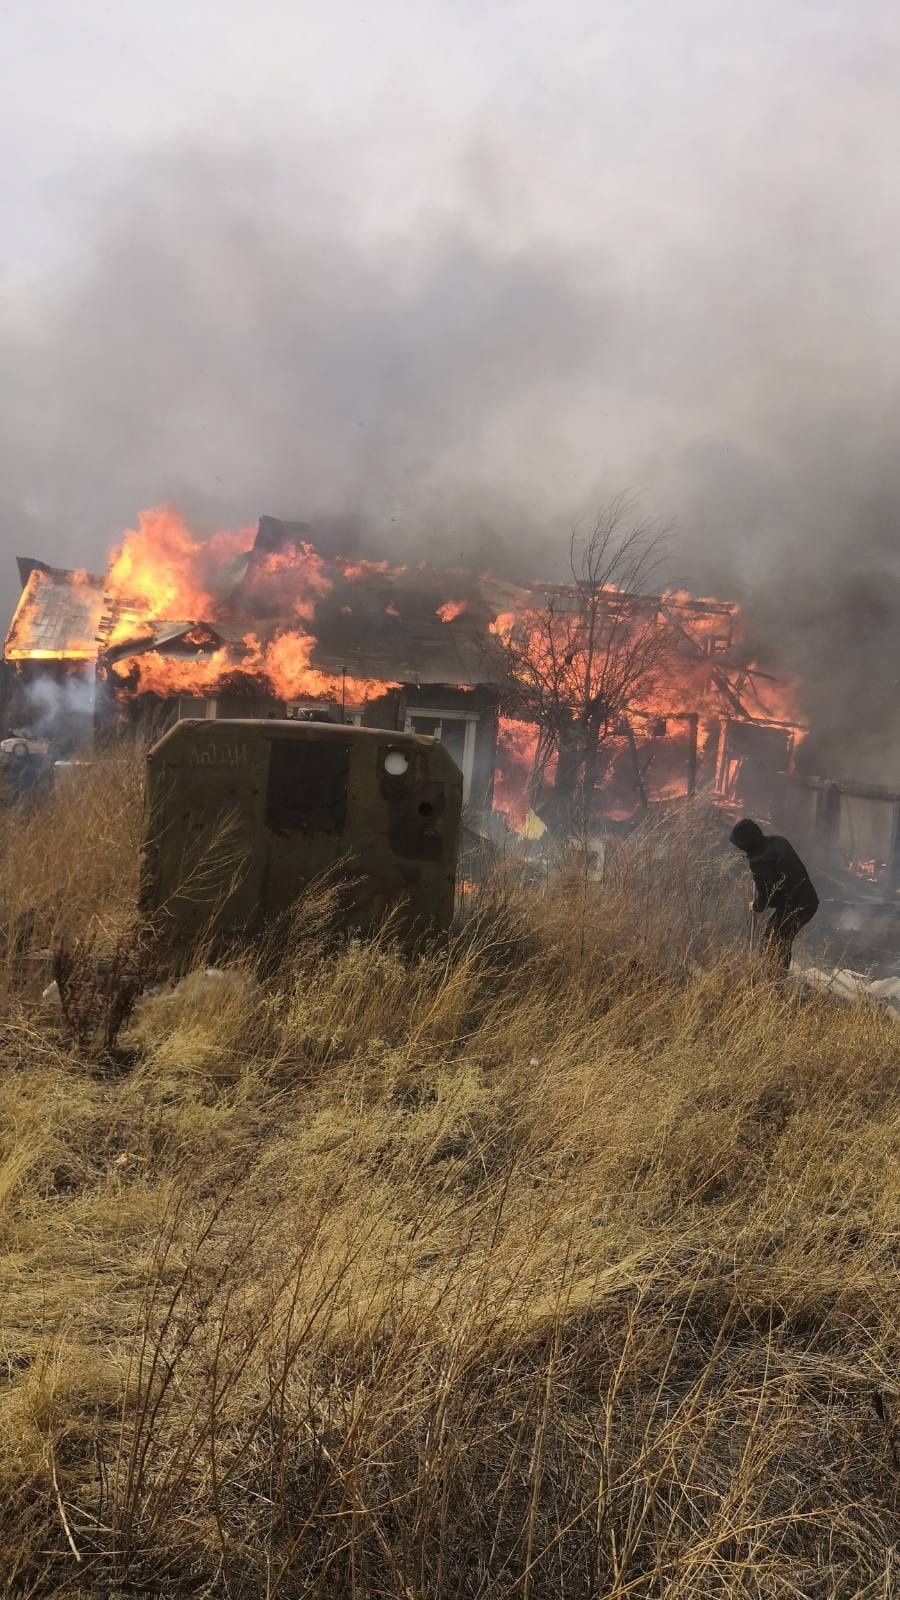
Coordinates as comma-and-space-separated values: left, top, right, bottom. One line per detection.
0, 753, 896, 1598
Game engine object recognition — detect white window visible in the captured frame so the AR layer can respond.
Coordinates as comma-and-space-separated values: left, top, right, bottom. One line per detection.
404, 709, 478, 803
178, 697, 217, 720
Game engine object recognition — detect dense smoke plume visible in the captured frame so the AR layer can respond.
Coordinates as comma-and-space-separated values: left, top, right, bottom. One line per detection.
1, 146, 599, 595
20, 670, 96, 742
4, 10, 900, 782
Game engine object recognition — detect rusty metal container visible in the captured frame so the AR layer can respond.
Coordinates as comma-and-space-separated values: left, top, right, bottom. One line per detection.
139, 718, 462, 947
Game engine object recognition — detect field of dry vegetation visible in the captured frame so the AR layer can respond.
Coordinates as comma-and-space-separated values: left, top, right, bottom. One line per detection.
0, 747, 897, 1598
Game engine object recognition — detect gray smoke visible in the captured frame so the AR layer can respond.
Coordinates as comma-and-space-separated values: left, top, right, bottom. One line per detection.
4, 6, 900, 784
0, 144, 600, 599
21, 670, 96, 738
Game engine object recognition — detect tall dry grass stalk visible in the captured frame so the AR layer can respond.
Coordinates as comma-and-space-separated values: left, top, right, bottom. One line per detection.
0, 750, 896, 1597
0, 743, 143, 996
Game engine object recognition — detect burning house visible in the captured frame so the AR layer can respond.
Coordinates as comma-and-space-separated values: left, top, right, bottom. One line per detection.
2, 507, 805, 831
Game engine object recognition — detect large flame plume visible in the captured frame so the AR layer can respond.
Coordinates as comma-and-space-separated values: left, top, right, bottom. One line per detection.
100, 508, 396, 702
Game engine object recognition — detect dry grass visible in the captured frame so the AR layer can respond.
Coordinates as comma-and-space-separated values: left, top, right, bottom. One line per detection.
0, 752, 897, 1598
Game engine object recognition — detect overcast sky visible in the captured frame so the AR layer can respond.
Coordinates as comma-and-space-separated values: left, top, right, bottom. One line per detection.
4, 0, 900, 768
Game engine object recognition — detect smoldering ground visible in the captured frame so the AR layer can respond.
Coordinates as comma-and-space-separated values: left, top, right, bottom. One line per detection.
3, 94, 900, 779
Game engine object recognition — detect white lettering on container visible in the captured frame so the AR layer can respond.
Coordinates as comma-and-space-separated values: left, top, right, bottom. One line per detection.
189, 743, 249, 767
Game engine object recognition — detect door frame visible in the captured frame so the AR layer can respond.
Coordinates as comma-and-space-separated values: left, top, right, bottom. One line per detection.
403, 707, 478, 803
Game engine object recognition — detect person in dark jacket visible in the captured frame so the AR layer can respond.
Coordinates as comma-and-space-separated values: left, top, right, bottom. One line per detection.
729, 818, 819, 972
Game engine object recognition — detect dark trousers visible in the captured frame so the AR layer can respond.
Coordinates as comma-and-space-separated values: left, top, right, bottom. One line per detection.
762, 904, 817, 972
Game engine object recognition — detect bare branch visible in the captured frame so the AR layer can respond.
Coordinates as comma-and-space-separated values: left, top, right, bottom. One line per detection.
495, 497, 676, 828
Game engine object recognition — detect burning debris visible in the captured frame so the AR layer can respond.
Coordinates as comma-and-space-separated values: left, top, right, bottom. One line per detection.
1, 506, 807, 833
436, 600, 469, 623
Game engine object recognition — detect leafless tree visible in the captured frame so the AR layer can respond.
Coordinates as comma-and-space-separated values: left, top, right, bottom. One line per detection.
496, 496, 673, 829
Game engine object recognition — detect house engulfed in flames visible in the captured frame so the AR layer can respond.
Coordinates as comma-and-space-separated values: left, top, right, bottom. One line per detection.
1, 508, 803, 830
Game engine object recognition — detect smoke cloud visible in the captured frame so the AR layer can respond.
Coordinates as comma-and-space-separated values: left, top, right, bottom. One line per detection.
0, 145, 603, 593
20, 669, 96, 740
4, 1, 900, 781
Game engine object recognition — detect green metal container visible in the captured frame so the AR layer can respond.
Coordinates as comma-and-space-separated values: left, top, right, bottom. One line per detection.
139, 719, 462, 947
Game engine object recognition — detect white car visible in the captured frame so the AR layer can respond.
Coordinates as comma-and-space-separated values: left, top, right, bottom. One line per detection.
0, 731, 51, 759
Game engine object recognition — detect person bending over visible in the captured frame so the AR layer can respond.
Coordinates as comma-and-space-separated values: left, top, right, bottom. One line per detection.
729, 818, 819, 973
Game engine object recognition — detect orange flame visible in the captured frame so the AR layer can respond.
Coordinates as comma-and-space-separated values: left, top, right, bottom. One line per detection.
110, 648, 232, 697
244, 542, 333, 621
488, 611, 516, 641
494, 717, 543, 829
489, 586, 806, 828
107, 507, 250, 628
437, 599, 468, 623
338, 557, 404, 581
101, 507, 394, 703
110, 626, 398, 706
243, 631, 396, 704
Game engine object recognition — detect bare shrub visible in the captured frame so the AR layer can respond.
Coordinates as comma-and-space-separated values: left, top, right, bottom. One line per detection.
52, 923, 156, 1057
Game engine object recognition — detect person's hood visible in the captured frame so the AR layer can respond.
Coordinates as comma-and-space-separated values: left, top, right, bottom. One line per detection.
729, 818, 766, 855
